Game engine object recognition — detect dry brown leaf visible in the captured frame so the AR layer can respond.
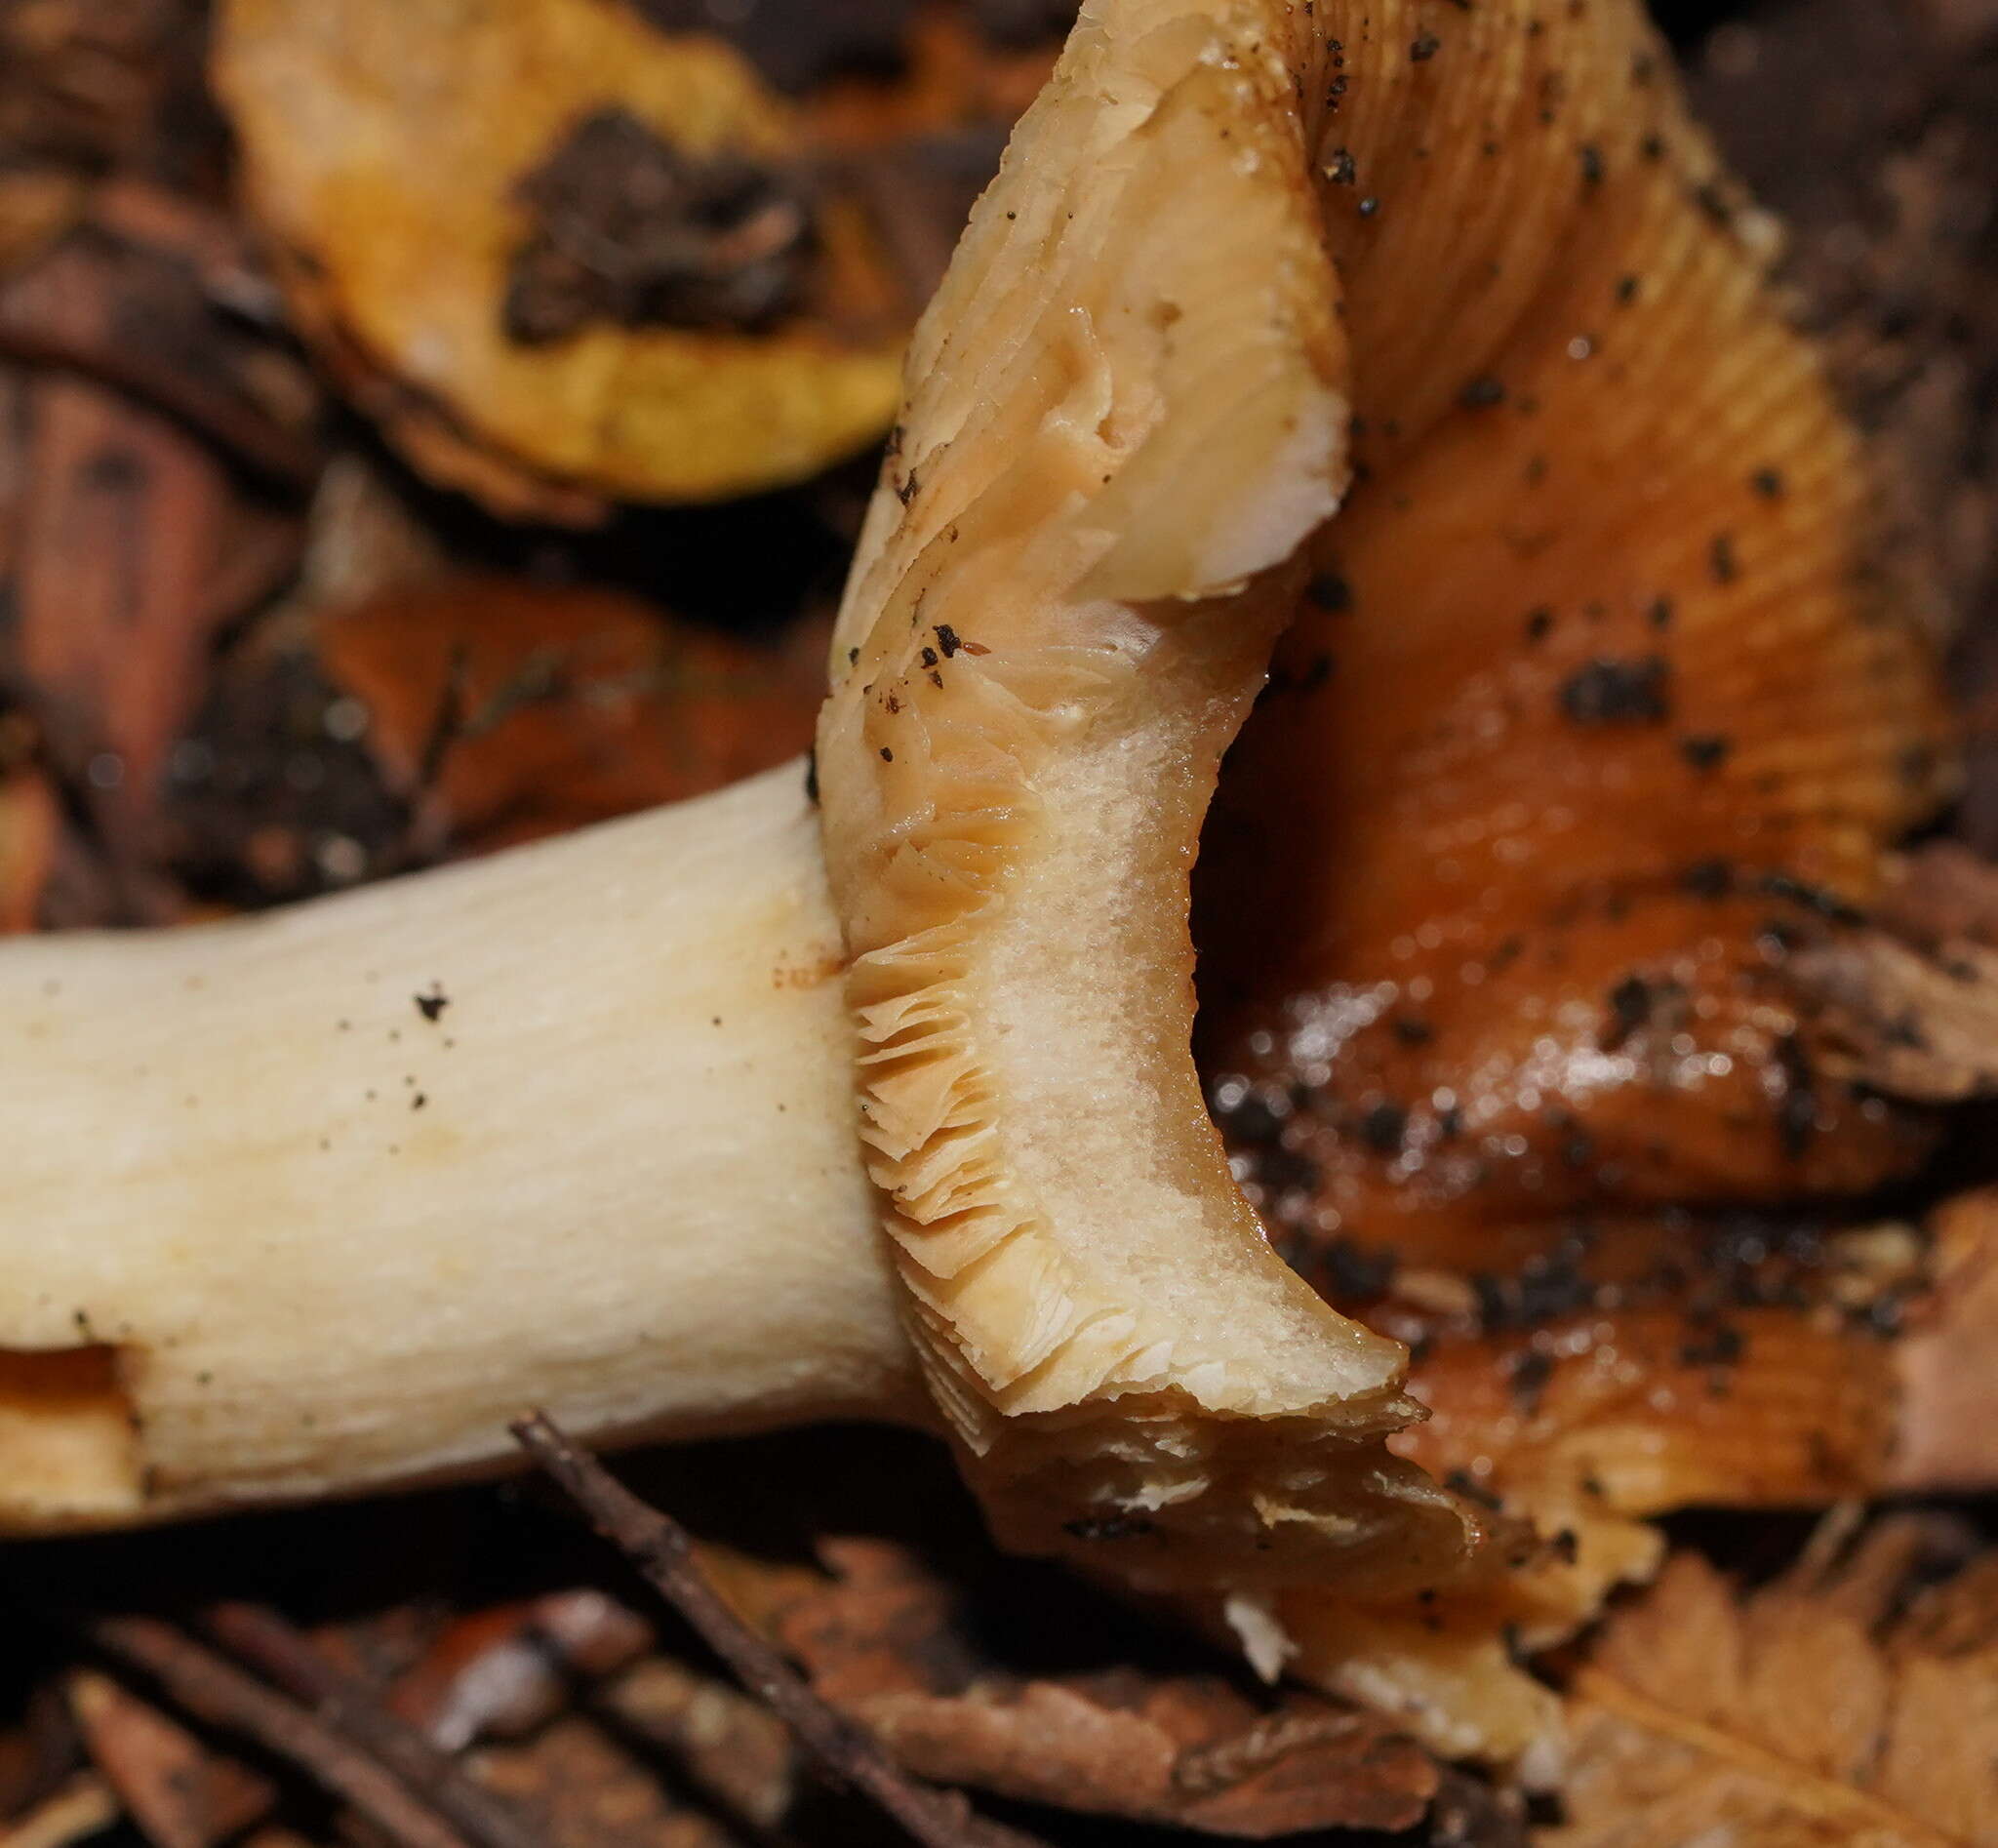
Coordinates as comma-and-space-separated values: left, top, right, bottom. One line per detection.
315, 575, 827, 854
1795, 933, 1998, 1103
0, 0, 205, 174
594, 1660, 796, 1832
0, 182, 323, 482
1876, 844, 1998, 949
0, 371, 300, 903
213, 0, 910, 514
1889, 1187, 1998, 1492
0, 1778, 116, 1848
266, 454, 453, 630
799, 9, 1059, 303
760, 1536, 1443, 1839
365, 1580, 807, 1836
1549, 1516, 1998, 1847
66, 1671, 272, 1848
467, 1714, 740, 1848
0, 167, 86, 273
388, 1592, 653, 1751
157, 573, 823, 904
233, 1830, 324, 1848
0, 771, 60, 933
805, 7, 1059, 144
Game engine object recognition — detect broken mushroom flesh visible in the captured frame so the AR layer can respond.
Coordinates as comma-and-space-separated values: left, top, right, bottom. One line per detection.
816, 0, 1478, 1613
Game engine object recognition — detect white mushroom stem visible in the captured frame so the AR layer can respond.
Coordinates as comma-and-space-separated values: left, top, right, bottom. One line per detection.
0, 761, 925, 1533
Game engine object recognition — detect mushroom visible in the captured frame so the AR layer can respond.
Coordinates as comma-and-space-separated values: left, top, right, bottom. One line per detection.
214, 0, 913, 519
0, 0, 1967, 1770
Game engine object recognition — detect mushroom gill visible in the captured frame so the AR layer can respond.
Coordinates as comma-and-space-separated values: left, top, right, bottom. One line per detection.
1199, 3, 1951, 1246
1192, 0, 1954, 1523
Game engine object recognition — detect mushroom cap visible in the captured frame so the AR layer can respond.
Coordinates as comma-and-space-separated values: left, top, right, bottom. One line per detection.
819, 0, 1952, 1761
214, 0, 911, 512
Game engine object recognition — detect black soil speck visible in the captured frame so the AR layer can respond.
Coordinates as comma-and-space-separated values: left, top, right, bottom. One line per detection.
1359, 1102, 1410, 1153
1308, 572, 1352, 612
1558, 656, 1671, 725
1061, 1515, 1157, 1541
1508, 1347, 1554, 1411
1600, 973, 1666, 1049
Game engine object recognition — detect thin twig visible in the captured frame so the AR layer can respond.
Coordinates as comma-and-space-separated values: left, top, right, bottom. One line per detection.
201, 1603, 546, 1848
84, 1617, 477, 1848
509, 1411, 1044, 1848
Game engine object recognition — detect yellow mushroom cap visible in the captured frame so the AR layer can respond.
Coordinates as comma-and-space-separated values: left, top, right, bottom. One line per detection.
215, 0, 910, 513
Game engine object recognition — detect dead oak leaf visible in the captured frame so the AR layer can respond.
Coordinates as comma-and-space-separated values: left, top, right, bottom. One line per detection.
1548, 1515, 1998, 1846
1890, 1187, 1998, 1493
66, 1671, 273, 1848
0, 1777, 119, 1848
1873, 844, 1998, 950
0, 371, 301, 884
767, 1536, 1442, 1839
0, 166, 86, 275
